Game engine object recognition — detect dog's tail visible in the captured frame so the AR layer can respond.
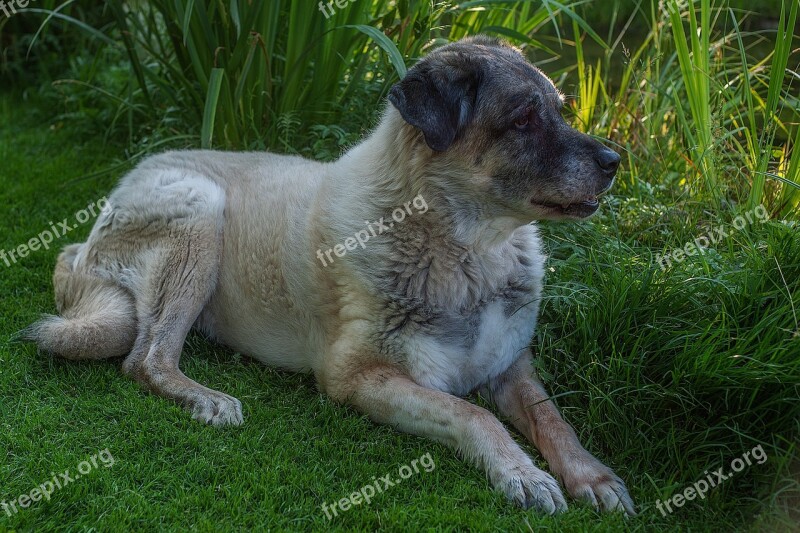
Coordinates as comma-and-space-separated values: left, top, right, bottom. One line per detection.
18, 244, 137, 360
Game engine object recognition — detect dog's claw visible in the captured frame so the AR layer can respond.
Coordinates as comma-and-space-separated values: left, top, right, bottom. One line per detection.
190, 393, 244, 427
496, 464, 568, 514
564, 460, 636, 516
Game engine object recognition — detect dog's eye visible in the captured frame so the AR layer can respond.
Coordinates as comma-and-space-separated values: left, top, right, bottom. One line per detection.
513, 109, 533, 131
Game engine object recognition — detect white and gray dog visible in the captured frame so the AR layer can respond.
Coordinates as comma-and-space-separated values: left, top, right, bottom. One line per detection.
25, 37, 634, 514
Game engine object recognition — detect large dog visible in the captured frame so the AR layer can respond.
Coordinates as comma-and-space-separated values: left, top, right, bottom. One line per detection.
25, 37, 634, 514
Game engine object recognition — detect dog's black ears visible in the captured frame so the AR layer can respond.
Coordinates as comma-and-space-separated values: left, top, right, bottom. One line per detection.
388, 64, 478, 152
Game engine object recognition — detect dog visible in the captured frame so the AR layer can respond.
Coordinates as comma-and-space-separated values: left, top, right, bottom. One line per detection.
24, 36, 634, 515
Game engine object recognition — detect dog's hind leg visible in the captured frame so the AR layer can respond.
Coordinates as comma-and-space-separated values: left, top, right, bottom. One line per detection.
120, 182, 243, 427
22, 243, 137, 360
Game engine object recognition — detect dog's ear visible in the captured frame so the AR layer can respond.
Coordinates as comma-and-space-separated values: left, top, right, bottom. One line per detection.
388, 65, 478, 152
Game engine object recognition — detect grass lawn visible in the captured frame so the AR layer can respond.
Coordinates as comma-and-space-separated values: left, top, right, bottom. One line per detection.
0, 84, 798, 533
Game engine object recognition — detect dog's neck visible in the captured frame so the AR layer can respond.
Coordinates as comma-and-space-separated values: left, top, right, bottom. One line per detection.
333, 107, 531, 255
328, 108, 542, 311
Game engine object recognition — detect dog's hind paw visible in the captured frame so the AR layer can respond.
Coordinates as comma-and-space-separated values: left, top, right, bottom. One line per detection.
190, 393, 244, 427
496, 464, 568, 514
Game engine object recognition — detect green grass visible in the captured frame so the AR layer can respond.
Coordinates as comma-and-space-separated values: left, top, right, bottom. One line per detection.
1, 83, 798, 531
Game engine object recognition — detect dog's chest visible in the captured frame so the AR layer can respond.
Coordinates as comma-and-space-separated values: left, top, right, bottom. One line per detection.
402, 292, 540, 395
380, 227, 546, 396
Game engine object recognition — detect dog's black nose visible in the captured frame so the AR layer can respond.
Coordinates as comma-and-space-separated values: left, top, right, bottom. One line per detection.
596, 149, 621, 175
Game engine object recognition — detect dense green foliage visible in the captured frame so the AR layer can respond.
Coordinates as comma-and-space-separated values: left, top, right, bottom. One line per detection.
1, 1, 798, 531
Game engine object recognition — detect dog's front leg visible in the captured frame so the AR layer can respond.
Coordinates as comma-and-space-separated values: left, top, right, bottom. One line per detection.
327, 362, 568, 513
483, 351, 635, 515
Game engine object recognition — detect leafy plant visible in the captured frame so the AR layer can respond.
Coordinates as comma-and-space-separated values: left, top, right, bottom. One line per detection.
15, 0, 800, 219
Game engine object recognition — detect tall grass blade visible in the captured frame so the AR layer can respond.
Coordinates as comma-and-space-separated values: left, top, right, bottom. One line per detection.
202, 68, 225, 149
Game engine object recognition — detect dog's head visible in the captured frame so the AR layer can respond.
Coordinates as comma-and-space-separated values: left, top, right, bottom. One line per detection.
388, 36, 620, 221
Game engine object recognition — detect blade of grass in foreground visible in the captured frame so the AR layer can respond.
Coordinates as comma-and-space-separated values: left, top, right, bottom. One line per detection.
748, 0, 798, 212
778, 121, 800, 218
201, 68, 225, 149
667, 0, 717, 199
345, 24, 408, 78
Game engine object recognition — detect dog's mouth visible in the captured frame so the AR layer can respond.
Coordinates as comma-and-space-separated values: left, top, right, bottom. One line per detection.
530, 196, 600, 218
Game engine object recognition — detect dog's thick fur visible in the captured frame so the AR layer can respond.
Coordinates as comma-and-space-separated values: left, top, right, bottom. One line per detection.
25, 37, 634, 514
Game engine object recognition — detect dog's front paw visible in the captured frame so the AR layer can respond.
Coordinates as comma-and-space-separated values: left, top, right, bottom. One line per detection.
494, 464, 568, 514
562, 456, 635, 516
190, 392, 244, 427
